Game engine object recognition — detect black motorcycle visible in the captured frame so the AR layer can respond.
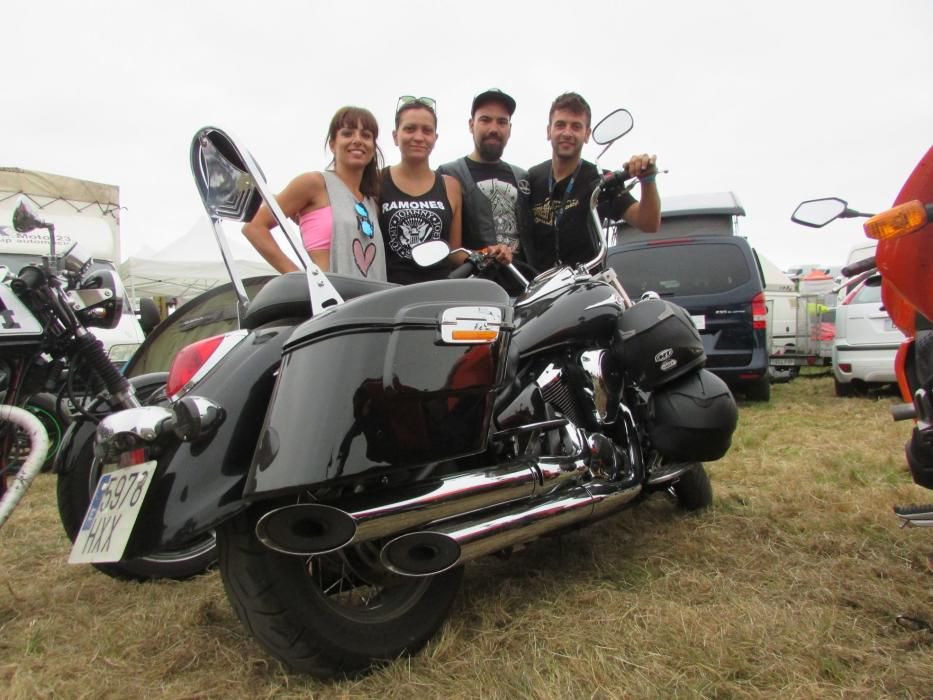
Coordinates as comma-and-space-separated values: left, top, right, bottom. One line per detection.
0, 200, 216, 580
61, 110, 738, 677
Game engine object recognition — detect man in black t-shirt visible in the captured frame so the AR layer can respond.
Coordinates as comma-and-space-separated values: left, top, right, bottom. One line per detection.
438, 89, 530, 261
523, 92, 661, 272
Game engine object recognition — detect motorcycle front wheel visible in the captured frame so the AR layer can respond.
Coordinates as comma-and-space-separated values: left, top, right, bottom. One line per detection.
217, 504, 463, 678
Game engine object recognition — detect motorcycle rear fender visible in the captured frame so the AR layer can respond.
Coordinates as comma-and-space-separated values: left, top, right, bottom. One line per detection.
120, 325, 291, 556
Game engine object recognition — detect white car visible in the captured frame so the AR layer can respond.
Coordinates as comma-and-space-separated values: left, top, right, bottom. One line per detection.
832, 275, 905, 396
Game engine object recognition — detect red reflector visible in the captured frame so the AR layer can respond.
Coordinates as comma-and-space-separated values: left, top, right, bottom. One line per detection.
739, 372, 762, 380
839, 363, 852, 373
751, 292, 767, 330
166, 335, 226, 397
118, 448, 148, 468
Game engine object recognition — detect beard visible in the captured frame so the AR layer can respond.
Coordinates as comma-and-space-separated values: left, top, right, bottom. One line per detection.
477, 137, 505, 161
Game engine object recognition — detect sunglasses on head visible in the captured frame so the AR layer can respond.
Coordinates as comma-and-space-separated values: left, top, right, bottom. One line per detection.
354, 201, 374, 238
396, 95, 437, 113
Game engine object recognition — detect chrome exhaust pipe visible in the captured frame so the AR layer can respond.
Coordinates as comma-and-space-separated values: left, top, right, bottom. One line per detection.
255, 452, 588, 556
379, 480, 643, 577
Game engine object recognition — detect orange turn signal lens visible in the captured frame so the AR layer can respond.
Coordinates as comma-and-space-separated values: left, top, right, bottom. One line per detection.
451, 329, 499, 342
863, 200, 927, 240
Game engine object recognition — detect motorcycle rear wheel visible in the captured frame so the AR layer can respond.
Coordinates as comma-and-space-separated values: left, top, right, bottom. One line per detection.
217, 505, 463, 678
671, 462, 713, 511
57, 442, 218, 581
56, 375, 217, 582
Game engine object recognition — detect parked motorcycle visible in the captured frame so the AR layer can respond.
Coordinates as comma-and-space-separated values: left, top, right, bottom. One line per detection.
63, 110, 738, 677
0, 199, 216, 580
791, 145, 933, 526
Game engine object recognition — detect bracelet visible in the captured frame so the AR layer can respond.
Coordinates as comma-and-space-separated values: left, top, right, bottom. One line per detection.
639, 174, 656, 185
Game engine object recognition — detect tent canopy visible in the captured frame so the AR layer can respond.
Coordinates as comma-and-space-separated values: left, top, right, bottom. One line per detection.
757, 252, 795, 292
120, 217, 276, 299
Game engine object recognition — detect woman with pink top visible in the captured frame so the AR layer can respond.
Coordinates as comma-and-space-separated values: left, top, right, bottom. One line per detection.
242, 106, 387, 281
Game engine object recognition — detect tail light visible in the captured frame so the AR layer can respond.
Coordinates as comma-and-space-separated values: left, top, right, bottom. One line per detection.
839, 363, 852, 373
166, 330, 247, 398
752, 292, 767, 330
864, 200, 929, 240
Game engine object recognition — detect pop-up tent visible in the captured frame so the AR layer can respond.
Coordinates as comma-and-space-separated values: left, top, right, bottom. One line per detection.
120, 217, 276, 300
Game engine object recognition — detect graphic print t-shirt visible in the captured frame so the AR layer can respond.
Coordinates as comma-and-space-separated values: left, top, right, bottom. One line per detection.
527, 159, 636, 270
378, 169, 454, 285
465, 159, 520, 249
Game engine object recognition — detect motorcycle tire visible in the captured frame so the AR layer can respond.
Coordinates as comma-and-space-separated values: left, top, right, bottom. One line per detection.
217, 504, 463, 678
20, 393, 69, 473
672, 463, 713, 511
56, 376, 217, 582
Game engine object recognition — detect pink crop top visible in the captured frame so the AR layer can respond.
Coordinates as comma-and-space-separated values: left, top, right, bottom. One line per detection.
299, 207, 334, 251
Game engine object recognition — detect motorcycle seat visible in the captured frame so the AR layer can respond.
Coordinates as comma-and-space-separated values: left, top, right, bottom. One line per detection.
243, 271, 398, 330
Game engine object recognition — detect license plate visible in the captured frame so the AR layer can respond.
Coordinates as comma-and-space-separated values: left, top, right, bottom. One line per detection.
771, 358, 797, 366
690, 315, 706, 331
68, 460, 157, 564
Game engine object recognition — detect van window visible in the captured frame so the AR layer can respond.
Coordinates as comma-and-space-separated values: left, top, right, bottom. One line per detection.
850, 281, 882, 305
610, 243, 751, 297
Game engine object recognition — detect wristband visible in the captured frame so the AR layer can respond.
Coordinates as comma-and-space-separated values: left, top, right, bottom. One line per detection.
639, 174, 656, 185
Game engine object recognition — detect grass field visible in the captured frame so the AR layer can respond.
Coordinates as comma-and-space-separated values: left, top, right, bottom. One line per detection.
1, 376, 931, 698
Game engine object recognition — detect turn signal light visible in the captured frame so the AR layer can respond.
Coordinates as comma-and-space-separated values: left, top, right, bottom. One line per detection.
864, 200, 928, 240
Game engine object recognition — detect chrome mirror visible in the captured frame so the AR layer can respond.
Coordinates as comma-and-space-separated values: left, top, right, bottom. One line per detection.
592, 109, 634, 145
411, 240, 450, 267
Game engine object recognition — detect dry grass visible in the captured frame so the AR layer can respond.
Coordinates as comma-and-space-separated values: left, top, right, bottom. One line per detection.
1, 376, 931, 699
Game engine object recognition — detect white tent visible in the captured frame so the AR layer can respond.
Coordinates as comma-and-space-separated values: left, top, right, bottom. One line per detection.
120, 217, 276, 299
757, 253, 795, 292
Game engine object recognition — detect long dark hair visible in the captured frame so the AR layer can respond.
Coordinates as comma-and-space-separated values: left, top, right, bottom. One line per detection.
325, 106, 383, 199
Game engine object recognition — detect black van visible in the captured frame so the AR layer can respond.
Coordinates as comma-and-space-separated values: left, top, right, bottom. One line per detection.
608, 234, 771, 401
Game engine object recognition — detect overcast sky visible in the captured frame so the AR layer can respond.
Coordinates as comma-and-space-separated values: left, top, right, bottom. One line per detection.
2, 0, 930, 270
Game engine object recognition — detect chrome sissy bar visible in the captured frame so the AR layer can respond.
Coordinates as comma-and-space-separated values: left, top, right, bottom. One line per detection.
189, 126, 343, 320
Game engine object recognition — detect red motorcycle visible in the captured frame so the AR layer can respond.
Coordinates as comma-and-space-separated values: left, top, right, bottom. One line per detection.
792, 146, 933, 527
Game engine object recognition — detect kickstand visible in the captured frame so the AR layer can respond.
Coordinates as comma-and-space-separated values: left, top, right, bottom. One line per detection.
895, 614, 933, 633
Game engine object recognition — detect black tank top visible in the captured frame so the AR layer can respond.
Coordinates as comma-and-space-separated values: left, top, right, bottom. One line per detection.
378, 168, 454, 285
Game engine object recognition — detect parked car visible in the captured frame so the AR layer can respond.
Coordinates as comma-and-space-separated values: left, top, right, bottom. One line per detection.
608, 235, 771, 401
832, 274, 904, 396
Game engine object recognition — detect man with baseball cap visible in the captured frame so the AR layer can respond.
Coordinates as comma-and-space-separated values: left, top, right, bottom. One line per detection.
438, 89, 530, 259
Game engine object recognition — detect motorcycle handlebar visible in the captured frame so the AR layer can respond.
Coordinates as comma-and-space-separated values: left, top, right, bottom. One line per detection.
10, 266, 45, 295
841, 255, 876, 278
448, 258, 477, 279
600, 166, 633, 189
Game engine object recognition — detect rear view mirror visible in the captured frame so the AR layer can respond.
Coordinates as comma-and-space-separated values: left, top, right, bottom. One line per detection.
592, 109, 634, 145
12, 199, 52, 234
411, 240, 450, 267
791, 198, 849, 228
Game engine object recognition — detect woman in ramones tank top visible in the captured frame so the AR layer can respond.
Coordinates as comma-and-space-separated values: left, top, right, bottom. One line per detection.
377, 97, 465, 285
242, 106, 387, 281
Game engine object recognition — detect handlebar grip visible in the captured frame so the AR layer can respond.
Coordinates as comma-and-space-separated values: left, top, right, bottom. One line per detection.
600, 167, 632, 188
448, 259, 476, 279
10, 266, 45, 294
841, 255, 876, 278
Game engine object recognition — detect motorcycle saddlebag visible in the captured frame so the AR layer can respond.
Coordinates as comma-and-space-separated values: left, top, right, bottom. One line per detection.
613, 298, 705, 389
246, 279, 513, 497
647, 368, 738, 462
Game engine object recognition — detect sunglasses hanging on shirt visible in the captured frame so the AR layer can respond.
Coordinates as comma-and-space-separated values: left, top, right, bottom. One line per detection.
354, 201, 374, 238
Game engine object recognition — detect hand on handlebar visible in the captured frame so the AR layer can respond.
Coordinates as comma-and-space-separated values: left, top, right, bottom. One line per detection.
625, 154, 658, 181
480, 244, 513, 265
